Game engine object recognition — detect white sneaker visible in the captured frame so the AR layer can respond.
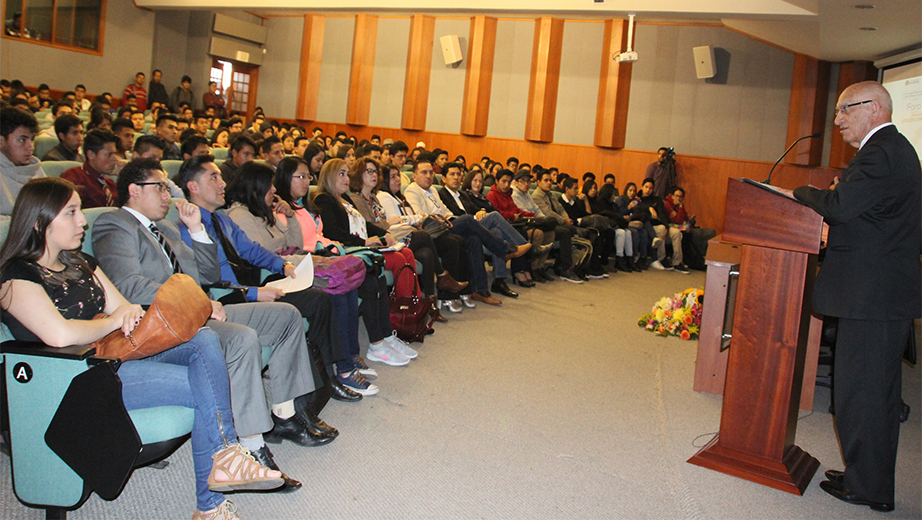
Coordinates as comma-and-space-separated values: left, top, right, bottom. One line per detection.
442, 299, 463, 313
649, 260, 666, 270
460, 295, 476, 308
366, 342, 410, 366
385, 331, 418, 359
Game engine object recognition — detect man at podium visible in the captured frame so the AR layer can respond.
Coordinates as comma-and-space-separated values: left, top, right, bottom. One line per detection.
794, 81, 921, 512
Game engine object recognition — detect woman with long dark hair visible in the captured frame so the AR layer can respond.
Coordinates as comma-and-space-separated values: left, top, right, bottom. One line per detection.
0, 178, 282, 519
302, 142, 326, 185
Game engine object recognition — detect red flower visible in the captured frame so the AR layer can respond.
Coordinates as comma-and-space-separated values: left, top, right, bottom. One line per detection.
683, 315, 693, 325
680, 330, 691, 340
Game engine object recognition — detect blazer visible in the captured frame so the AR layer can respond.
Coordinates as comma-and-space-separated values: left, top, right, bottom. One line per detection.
313, 192, 387, 247
438, 186, 478, 216
92, 208, 220, 305
794, 125, 921, 320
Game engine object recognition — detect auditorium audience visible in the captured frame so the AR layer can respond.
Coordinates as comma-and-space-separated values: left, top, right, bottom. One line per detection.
60, 129, 119, 209
0, 105, 46, 215
42, 114, 85, 162
220, 134, 257, 185
637, 178, 688, 273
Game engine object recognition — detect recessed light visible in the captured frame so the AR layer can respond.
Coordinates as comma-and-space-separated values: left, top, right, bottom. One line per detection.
854, 4, 875, 9
859, 26, 878, 31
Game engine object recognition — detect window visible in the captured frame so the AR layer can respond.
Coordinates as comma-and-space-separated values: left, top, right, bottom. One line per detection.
210, 58, 259, 118
3, 0, 104, 53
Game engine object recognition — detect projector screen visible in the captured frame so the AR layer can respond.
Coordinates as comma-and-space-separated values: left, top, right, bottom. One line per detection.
882, 60, 922, 158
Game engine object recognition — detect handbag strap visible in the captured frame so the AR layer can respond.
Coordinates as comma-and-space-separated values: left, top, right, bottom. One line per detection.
390, 263, 421, 299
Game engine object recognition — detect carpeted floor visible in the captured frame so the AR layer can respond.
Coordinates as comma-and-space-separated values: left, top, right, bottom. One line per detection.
2, 268, 920, 519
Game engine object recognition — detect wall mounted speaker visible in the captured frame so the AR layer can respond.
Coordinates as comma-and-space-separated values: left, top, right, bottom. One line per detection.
693, 45, 716, 79
440, 35, 463, 65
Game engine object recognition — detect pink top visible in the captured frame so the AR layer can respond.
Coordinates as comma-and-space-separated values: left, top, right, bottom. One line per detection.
284, 207, 337, 251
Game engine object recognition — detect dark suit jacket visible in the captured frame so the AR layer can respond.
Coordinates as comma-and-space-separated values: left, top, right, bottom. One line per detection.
438, 187, 477, 216
794, 125, 921, 320
92, 208, 221, 305
313, 192, 387, 247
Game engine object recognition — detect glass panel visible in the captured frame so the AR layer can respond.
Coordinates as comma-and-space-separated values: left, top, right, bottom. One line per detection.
24, 0, 53, 42
72, 0, 101, 49
4, 0, 25, 37
54, 0, 75, 46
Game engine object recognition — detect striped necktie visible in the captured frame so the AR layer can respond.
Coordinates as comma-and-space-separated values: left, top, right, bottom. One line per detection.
148, 223, 183, 274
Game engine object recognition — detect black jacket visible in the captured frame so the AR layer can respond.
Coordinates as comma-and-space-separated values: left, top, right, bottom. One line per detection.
313, 192, 387, 247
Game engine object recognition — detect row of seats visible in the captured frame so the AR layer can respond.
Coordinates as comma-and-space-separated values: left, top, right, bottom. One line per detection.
32, 135, 230, 163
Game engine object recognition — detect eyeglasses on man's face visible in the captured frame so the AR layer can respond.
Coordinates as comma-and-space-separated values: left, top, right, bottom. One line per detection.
834, 99, 872, 116
135, 181, 170, 193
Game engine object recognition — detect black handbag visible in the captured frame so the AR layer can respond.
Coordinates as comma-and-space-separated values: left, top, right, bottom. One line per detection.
420, 214, 451, 238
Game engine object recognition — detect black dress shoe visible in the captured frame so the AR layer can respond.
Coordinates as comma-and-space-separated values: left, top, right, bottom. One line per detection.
819, 480, 894, 512
491, 279, 518, 298
330, 380, 363, 402
265, 414, 336, 447
298, 409, 339, 437
825, 469, 844, 483
250, 445, 302, 492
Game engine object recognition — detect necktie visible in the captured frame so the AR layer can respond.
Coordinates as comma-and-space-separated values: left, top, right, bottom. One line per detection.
148, 223, 182, 274
210, 212, 259, 286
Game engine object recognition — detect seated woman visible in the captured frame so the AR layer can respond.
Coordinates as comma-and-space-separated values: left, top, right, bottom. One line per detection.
345, 157, 466, 301
211, 127, 229, 149
615, 182, 654, 270
0, 178, 282, 520
377, 163, 473, 313
583, 180, 635, 273
302, 142, 326, 186
595, 182, 644, 271
222, 162, 377, 397
462, 168, 495, 214
309, 159, 420, 364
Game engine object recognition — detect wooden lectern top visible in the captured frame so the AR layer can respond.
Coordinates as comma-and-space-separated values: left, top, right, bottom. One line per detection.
722, 179, 824, 254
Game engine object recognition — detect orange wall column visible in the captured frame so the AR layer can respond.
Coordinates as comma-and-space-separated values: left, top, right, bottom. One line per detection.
594, 19, 633, 149
401, 15, 435, 131
346, 14, 378, 126
828, 61, 878, 168
460, 15, 498, 137
295, 14, 325, 122
524, 17, 565, 143
785, 53, 831, 167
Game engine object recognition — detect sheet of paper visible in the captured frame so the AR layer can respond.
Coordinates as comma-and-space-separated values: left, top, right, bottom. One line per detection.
265, 254, 313, 293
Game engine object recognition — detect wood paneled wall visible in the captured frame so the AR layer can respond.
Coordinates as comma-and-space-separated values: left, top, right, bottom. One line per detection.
524, 17, 565, 142
346, 14, 378, 126
460, 16, 498, 137
295, 14, 324, 121
282, 119, 839, 235
785, 54, 830, 167
401, 15, 435, 131
829, 61, 878, 168
594, 19, 632, 149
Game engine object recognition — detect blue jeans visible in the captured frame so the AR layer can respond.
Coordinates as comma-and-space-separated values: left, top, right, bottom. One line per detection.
119, 328, 234, 512
480, 212, 528, 279
450, 214, 515, 292
330, 290, 362, 373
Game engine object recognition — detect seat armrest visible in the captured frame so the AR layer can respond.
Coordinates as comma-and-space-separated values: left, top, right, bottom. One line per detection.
1, 341, 95, 360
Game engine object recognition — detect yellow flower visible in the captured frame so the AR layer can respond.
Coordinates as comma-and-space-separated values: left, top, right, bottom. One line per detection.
654, 308, 665, 321
673, 308, 685, 321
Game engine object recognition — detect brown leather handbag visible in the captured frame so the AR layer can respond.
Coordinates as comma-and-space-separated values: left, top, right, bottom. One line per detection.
93, 274, 212, 361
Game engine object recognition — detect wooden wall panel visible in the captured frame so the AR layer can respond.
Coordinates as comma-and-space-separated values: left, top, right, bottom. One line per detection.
295, 14, 325, 121
594, 19, 633, 149
524, 17, 565, 142
829, 61, 878, 168
401, 15, 435, 131
460, 16, 498, 137
346, 14, 378, 126
785, 54, 830, 167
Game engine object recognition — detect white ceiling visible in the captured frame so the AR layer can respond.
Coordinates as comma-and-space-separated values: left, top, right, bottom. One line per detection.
137, 0, 922, 62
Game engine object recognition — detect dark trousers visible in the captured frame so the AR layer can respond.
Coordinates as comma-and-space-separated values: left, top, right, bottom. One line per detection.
449, 214, 511, 257
278, 287, 346, 368
357, 271, 391, 343
553, 225, 574, 271
433, 233, 472, 299
408, 230, 441, 296
835, 317, 911, 503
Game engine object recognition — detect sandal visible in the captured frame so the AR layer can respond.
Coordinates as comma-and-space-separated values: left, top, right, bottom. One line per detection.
207, 444, 284, 493
192, 499, 242, 520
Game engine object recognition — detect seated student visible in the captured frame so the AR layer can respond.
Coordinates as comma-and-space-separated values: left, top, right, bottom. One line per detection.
637, 177, 688, 273
219, 160, 375, 396
1, 105, 46, 215
292, 136, 310, 157
129, 110, 147, 133
311, 158, 419, 364
192, 113, 210, 138
182, 134, 212, 160
2, 177, 283, 520
405, 158, 532, 306
558, 178, 615, 279
529, 170, 585, 283
506, 156, 519, 172
462, 168, 493, 213
259, 136, 285, 169
333, 143, 356, 170
581, 179, 633, 273
616, 182, 654, 270
494, 168, 555, 288
42, 114, 85, 162
282, 134, 295, 155
93, 159, 326, 492
220, 134, 256, 186
60, 129, 119, 208
37, 102, 73, 137
211, 127, 229, 149
111, 117, 135, 161
593, 182, 641, 272
663, 186, 716, 270
603, 173, 617, 189
154, 114, 182, 160
86, 107, 113, 132
377, 163, 471, 314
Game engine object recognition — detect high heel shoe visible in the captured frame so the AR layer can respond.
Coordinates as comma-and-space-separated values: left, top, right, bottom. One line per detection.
513, 273, 536, 288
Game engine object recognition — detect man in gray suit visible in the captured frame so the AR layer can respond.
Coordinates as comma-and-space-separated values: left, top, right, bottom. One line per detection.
92, 158, 326, 491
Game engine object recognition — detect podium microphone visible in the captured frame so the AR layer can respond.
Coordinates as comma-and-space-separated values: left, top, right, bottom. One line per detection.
764, 132, 822, 184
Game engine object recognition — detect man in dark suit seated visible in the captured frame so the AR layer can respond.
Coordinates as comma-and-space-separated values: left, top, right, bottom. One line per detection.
794, 80, 921, 513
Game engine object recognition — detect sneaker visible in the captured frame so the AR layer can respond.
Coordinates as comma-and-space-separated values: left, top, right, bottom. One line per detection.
385, 331, 418, 359
353, 355, 377, 379
649, 260, 666, 270
460, 295, 476, 308
673, 262, 690, 274
366, 342, 410, 366
337, 370, 379, 396
193, 499, 242, 520
559, 270, 585, 284
442, 299, 463, 313
587, 269, 607, 279
661, 259, 675, 271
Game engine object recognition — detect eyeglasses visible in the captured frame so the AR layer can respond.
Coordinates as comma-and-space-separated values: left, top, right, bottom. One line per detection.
135, 181, 170, 193
292, 174, 310, 181
834, 99, 872, 116
364, 168, 377, 175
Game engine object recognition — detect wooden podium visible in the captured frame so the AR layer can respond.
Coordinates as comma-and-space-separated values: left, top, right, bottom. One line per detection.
687, 178, 822, 495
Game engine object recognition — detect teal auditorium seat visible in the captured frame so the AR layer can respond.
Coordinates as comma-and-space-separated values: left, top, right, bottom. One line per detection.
41, 161, 83, 178
160, 160, 183, 180
211, 147, 228, 161
34, 135, 59, 160
0, 212, 195, 519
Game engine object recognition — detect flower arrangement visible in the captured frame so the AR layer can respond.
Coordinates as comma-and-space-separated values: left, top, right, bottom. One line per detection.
638, 288, 704, 340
